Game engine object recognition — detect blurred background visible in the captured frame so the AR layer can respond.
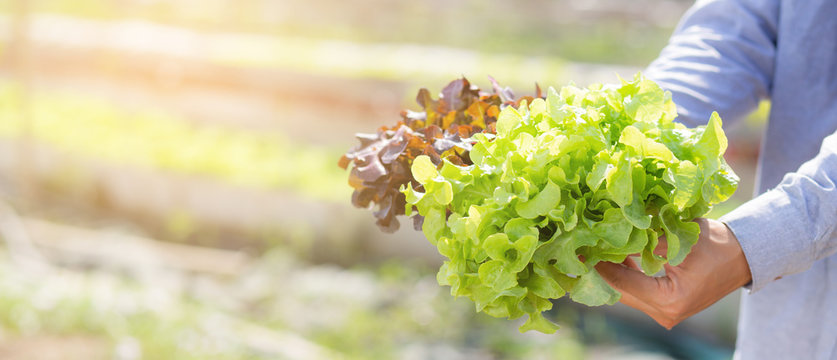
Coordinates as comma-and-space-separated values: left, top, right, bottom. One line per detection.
0, 0, 767, 359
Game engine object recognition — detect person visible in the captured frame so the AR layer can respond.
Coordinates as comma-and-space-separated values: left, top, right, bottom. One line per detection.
594, 0, 837, 359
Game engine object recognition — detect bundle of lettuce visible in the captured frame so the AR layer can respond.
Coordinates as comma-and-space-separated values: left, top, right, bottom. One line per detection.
341, 74, 738, 333
339, 77, 539, 232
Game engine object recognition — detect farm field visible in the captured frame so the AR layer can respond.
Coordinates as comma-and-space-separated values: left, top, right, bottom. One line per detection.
0, 1, 766, 359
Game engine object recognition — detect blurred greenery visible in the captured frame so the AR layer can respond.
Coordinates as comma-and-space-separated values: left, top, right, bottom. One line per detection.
0, 0, 678, 66
0, 249, 590, 359
0, 257, 254, 359
746, 100, 771, 128
209, 36, 568, 88
0, 83, 349, 201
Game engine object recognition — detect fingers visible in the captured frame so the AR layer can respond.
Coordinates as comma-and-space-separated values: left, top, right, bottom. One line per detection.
595, 261, 679, 328
626, 236, 667, 260
653, 236, 668, 257
593, 219, 742, 330
597, 261, 674, 302
621, 256, 641, 272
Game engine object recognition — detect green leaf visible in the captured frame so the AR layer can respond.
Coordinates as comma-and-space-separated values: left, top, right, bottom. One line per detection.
526, 263, 566, 299
422, 207, 445, 244
548, 165, 580, 186
493, 186, 516, 205
702, 160, 739, 204
436, 236, 458, 259
471, 284, 526, 313
529, 98, 547, 117
621, 190, 652, 229
483, 233, 512, 261
569, 269, 621, 306
519, 312, 560, 334
619, 125, 674, 162
586, 152, 612, 191
547, 195, 579, 232
511, 177, 531, 202
440, 159, 465, 180
515, 179, 562, 219
470, 142, 490, 167
666, 160, 701, 211
412, 155, 438, 184
497, 106, 522, 137
696, 112, 728, 160
510, 235, 539, 272
534, 228, 598, 276
546, 87, 569, 124
606, 154, 633, 207
640, 229, 666, 275
478, 260, 518, 291
500, 156, 517, 184
503, 218, 539, 241
592, 208, 633, 248
402, 185, 424, 216
432, 180, 454, 205
623, 227, 650, 255
659, 204, 700, 265
623, 76, 666, 123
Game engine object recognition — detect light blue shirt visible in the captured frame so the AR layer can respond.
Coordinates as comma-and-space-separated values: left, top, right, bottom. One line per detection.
644, 0, 837, 358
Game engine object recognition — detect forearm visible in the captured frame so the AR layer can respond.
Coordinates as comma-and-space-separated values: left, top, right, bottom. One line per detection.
721, 132, 837, 292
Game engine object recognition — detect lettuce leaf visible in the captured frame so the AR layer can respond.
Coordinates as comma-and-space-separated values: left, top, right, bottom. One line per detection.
403, 73, 738, 333
341, 77, 541, 232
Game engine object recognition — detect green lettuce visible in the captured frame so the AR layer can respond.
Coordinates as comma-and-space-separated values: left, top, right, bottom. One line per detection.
402, 74, 738, 333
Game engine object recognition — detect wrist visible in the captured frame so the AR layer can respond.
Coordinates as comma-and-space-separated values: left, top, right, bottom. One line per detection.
715, 220, 753, 288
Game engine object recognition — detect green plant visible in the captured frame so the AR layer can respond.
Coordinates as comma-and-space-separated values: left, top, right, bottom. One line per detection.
340, 77, 540, 232
403, 74, 738, 333
0, 84, 347, 201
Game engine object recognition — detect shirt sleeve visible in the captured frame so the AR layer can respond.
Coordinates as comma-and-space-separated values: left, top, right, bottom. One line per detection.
720, 132, 837, 292
644, 0, 779, 127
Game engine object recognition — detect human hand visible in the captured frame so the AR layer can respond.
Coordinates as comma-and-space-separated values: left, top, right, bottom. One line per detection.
595, 218, 752, 329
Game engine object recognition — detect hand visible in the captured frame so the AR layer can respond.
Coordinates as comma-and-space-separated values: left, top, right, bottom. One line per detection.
595, 218, 752, 329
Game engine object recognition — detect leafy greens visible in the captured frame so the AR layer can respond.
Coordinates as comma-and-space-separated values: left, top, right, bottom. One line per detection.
402, 74, 738, 333
340, 77, 540, 232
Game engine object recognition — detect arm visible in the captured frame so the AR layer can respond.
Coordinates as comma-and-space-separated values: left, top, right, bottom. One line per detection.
595, 0, 783, 328
645, 0, 778, 127
647, 0, 837, 293
721, 131, 837, 292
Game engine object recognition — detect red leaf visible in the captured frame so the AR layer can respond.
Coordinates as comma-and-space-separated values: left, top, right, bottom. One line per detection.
339, 76, 544, 233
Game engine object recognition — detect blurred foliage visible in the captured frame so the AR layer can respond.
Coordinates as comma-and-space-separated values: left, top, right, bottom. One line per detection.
302, 259, 587, 359
745, 101, 771, 128
0, 0, 683, 65
0, 83, 349, 201
0, 249, 589, 359
210, 36, 566, 88
0, 259, 257, 359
